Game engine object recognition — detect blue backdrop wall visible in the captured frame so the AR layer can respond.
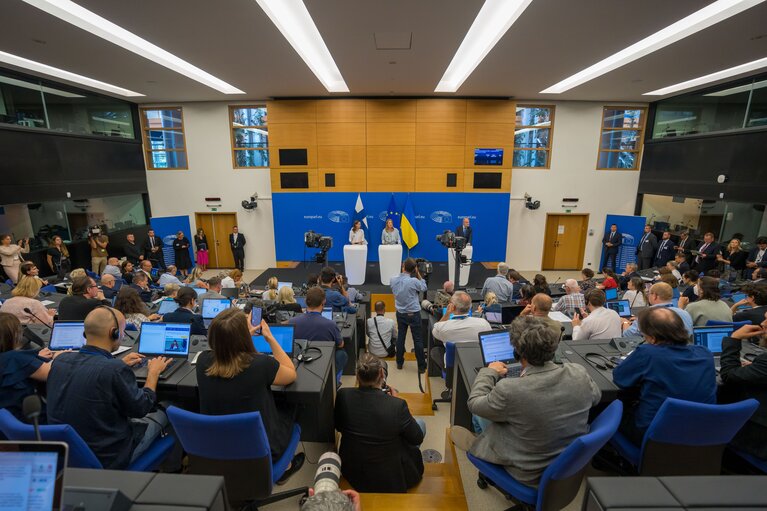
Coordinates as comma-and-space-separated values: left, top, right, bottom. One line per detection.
272, 192, 509, 262
599, 214, 647, 273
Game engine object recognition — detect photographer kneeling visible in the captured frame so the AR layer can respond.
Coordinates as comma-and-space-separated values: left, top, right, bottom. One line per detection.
334, 353, 425, 492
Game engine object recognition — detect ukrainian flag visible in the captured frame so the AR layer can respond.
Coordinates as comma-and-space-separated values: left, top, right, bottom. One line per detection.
401, 194, 419, 249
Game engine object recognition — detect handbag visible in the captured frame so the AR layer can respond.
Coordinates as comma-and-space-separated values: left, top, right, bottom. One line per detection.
373, 316, 395, 358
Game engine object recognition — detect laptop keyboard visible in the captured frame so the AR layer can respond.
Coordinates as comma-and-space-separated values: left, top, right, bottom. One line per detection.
134, 357, 179, 378
474, 363, 523, 378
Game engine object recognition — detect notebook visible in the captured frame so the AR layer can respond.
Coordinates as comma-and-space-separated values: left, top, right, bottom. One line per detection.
133, 323, 192, 379
252, 325, 294, 356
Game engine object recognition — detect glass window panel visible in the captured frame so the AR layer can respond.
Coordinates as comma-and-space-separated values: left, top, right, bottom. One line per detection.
598, 151, 637, 169
512, 149, 548, 168
148, 130, 185, 150
603, 109, 643, 129
148, 150, 187, 169
600, 129, 639, 150
233, 127, 268, 148
45, 92, 134, 138
0, 77, 47, 129
515, 107, 551, 127
652, 108, 700, 139
232, 107, 267, 126
514, 128, 550, 148
746, 80, 767, 128
142, 108, 183, 129
234, 149, 269, 167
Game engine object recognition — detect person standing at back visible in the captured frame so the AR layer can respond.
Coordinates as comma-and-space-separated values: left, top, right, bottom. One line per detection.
0, 234, 29, 283
636, 225, 658, 270
230, 226, 246, 271
143, 229, 165, 271
602, 224, 622, 271
123, 233, 142, 266
456, 217, 472, 245
390, 258, 428, 372
694, 232, 720, 274
367, 301, 397, 359
89, 232, 109, 275
653, 231, 676, 268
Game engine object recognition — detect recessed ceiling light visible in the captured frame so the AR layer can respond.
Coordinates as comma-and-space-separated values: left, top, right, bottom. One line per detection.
541, 0, 766, 94
254, 0, 349, 93
435, 0, 533, 93
0, 74, 84, 98
0, 50, 142, 96
644, 56, 767, 96
22, 0, 244, 94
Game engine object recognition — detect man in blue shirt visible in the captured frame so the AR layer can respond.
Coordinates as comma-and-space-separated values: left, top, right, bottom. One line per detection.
390, 258, 428, 372
319, 267, 357, 314
613, 307, 716, 445
47, 307, 171, 469
288, 287, 347, 384
480, 262, 515, 303
622, 282, 693, 337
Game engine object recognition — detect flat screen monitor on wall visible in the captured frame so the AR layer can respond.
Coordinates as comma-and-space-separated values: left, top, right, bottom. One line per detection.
474, 148, 503, 166
473, 172, 503, 189
279, 148, 308, 166
280, 172, 309, 189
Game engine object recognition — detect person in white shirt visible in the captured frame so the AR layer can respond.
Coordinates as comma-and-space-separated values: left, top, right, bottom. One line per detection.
158, 265, 182, 286
622, 277, 648, 308
349, 221, 367, 245
367, 301, 397, 358
430, 291, 491, 372
666, 261, 683, 284
571, 289, 623, 341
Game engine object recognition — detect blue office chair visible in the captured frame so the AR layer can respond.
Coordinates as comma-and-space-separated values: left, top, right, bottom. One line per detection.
5, 279, 13, 287
705, 320, 751, 329
730, 447, 767, 474
125, 323, 138, 332
610, 397, 759, 476
167, 406, 308, 509
469, 400, 623, 511
432, 341, 456, 410
40, 284, 57, 294
0, 408, 175, 471
85, 270, 99, 279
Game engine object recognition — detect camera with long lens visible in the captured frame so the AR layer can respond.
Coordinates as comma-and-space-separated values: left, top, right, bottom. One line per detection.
304, 231, 333, 264
436, 229, 466, 250
415, 257, 432, 276
300, 452, 352, 510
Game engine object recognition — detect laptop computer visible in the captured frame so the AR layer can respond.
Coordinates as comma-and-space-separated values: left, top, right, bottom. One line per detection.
252, 325, 295, 356
190, 286, 206, 297
322, 307, 333, 320
604, 288, 619, 300
133, 322, 192, 380
693, 325, 734, 355
157, 299, 180, 315
501, 304, 525, 325
477, 330, 523, 378
201, 298, 232, 328
277, 281, 292, 291
0, 441, 68, 511
485, 310, 503, 324
221, 287, 239, 299
295, 296, 307, 309
606, 299, 632, 318
49, 321, 86, 351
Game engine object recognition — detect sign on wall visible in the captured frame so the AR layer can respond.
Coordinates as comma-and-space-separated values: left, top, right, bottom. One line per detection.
272, 193, 510, 262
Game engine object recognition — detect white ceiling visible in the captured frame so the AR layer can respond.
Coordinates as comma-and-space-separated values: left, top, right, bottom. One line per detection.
1, 0, 767, 103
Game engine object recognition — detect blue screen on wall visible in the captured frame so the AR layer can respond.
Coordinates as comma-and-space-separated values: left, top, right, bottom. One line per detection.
271, 192, 509, 262
474, 148, 504, 166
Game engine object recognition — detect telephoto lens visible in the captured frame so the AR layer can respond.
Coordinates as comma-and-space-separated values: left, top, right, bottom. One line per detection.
313, 452, 342, 494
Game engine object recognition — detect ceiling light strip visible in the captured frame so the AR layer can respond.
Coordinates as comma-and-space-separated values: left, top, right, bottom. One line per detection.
645, 56, 767, 96
255, 0, 348, 93
541, 0, 766, 94
22, 0, 244, 94
435, 0, 533, 93
0, 50, 143, 96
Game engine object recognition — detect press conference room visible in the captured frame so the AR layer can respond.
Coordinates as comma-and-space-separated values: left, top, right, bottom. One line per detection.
2, 0, 767, 510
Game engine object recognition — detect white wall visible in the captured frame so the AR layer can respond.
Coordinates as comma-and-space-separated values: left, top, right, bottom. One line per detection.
145, 102, 276, 270
507, 101, 644, 271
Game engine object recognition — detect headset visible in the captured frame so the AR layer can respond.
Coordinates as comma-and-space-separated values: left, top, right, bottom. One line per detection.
583, 352, 616, 371
97, 305, 121, 342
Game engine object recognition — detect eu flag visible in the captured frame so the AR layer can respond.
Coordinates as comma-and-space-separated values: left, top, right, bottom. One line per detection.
386, 193, 401, 230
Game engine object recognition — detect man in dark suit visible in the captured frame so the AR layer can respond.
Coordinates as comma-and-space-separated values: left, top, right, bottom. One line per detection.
142, 229, 165, 270
618, 262, 640, 290
746, 237, 767, 279
335, 353, 424, 493
123, 233, 142, 266
674, 231, 697, 265
129, 272, 154, 303
654, 231, 676, 268
229, 225, 246, 271
602, 224, 622, 271
636, 225, 658, 270
674, 253, 691, 275
694, 232, 720, 274
456, 217, 472, 245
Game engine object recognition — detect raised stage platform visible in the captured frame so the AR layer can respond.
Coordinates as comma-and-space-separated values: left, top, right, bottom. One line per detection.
250, 261, 497, 294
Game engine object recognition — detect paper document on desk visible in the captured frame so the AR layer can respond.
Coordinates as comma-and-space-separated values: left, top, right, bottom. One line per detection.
111, 346, 132, 356
548, 311, 572, 323
40, 300, 55, 306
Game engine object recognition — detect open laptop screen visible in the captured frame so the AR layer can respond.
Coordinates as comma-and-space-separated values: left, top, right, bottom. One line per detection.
479, 330, 515, 365
485, 311, 503, 324
201, 298, 231, 319
138, 323, 191, 356
0, 441, 67, 511
606, 299, 632, 318
322, 307, 333, 320
252, 325, 294, 356
604, 288, 618, 300
277, 282, 292, 291
693, 325, 734, 354
49, 321, 85, 351
158, 299, 179, 315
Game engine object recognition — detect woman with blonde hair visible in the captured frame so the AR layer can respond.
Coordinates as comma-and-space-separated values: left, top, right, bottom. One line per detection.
263, 276, 279, 301
66, 268, 87, 295
0, 234, 29, 283
46, 235, 70, 279
184, 266, 206, 287
0, 276, 55, 326
717, 238, 748, 280
277, 286, 303, 314
221, 269, 243, 288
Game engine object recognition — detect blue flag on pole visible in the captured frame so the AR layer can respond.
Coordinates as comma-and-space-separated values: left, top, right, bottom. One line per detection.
386, 193, 401, 230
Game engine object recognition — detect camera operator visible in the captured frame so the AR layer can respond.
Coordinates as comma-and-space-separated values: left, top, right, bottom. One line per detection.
88, 229, 109, 275
319, 267, 357, 314
421, 280, 454, 316
300, 452, 362, 511
390, 258, 428, 372
334, 353, 424, 493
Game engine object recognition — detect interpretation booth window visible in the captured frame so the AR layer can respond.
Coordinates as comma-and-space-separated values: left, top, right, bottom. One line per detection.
140, 107, 188, 170
597, 107, 646, 170
513, 105, 554, 169
229, 106, 269, 168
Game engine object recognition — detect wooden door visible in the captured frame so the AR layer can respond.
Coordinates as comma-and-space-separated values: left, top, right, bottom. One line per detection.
542, 214, 589, 270
195, 213, 238, 268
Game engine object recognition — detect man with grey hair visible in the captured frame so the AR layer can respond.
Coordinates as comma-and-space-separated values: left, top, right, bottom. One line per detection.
99, 273, 118, 300
552, 279, 585, 315
102, 257, 122, 279
158, 265, 182, 286
421, 280, 454, 314
430, 291, 491, 372
481, 262, 515, 303
619, 262, 640, 290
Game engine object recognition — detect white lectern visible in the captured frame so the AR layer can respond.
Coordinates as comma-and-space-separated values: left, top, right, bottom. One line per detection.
447, 245, 473, 286
343, 245, 367, 285
378, 245, 403, 285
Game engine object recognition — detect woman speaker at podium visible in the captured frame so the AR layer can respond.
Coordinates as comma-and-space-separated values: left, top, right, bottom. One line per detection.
381, 219, 400, 245
349, 220, 367, 245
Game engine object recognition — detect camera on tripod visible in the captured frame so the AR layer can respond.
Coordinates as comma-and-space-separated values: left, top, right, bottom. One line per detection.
436, 229, 467, 250
304, 231, 333, 250
415, 258, 433, 276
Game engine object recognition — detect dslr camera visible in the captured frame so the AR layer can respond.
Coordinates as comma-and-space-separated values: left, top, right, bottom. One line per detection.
415, 257, 432, 276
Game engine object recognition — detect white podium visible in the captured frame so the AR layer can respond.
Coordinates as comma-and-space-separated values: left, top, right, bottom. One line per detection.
343, 245, 367, 285
447, 245, 473, 286
378, 245, 403, 285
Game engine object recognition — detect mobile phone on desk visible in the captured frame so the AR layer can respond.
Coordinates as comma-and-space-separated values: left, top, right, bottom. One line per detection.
251, 306, 262, 333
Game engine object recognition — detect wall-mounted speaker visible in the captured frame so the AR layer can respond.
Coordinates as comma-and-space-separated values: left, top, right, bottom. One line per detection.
446, 173, 457, 187
280, 172, 309, 189
473, 172, 502, 189
325, 173, 336, 187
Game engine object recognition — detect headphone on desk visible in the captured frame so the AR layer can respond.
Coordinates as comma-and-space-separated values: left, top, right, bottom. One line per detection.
584, 352, 616, 371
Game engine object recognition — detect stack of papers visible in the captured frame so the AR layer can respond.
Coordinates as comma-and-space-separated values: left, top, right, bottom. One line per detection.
548, 311, 572, 323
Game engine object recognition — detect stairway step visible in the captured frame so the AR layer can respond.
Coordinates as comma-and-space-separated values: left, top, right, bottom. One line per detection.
360, 493, 467, 511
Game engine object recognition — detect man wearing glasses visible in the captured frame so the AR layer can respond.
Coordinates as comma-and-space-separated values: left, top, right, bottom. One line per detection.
58, 276, 109, 321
